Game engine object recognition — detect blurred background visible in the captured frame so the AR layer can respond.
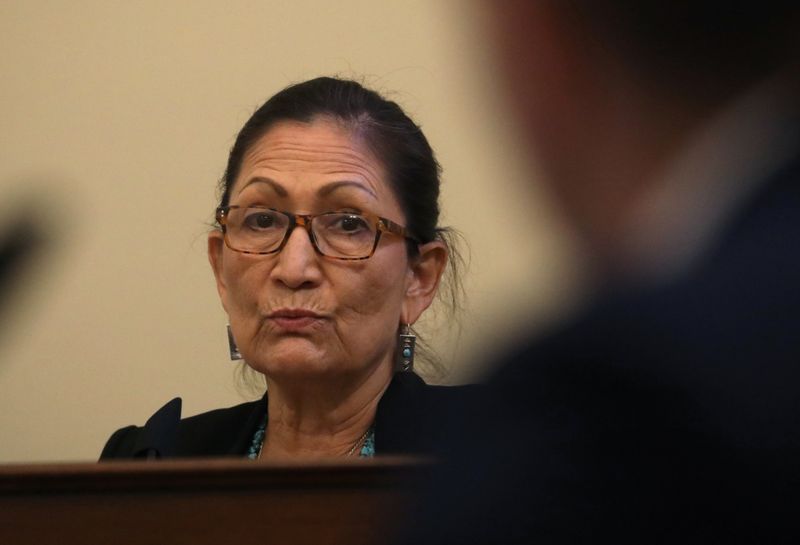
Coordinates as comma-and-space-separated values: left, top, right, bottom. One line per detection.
0, 0, 582, 462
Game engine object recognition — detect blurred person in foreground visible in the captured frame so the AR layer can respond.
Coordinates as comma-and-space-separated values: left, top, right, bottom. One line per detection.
402, 2, 800, 542
101, 77, 473, 460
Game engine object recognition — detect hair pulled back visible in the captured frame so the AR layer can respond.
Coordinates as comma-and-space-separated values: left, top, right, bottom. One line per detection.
219, 77, 443, 248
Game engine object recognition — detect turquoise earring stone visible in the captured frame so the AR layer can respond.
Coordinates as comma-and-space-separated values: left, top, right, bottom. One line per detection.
398, 324, 416, 372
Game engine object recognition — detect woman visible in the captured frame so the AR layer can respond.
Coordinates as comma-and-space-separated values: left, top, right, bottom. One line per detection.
101, 77, 472, 460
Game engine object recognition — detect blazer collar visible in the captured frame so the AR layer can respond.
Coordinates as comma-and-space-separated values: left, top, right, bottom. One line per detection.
226, 393, 267, 456
232, 372, 430, 456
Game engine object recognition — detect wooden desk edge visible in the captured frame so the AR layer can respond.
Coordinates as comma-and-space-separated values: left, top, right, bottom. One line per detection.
0, 456, 435, 494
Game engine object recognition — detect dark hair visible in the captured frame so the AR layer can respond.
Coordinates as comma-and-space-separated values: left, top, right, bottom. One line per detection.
220, 77, 442, 247
219, 77, 464, 378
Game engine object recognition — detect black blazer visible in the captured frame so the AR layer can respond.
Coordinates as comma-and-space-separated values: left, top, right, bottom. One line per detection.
100, 372, 476, 459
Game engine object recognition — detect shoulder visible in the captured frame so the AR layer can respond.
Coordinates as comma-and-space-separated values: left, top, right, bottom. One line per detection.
381, 371, 481, 412
471, 156, 800, 488
374, 372, 481, 455
99, 397, 266, 460
174, 398, 266, 457
99, 425, 139, 460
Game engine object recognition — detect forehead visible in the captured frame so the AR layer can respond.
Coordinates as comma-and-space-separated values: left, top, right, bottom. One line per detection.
233, 118, 398, 213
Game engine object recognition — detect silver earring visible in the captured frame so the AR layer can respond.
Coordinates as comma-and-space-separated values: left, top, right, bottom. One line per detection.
227, 324, 242, 361
397, 323, 416, 372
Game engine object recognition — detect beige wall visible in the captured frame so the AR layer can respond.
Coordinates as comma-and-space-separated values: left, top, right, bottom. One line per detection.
0, 0, 581, 463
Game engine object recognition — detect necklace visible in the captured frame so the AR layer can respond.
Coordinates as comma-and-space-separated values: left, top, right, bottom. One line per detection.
345, 427, 372, 457
254, 424, 374, 459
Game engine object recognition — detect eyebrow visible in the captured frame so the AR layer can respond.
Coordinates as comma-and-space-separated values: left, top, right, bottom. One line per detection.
317, 180, 377, 200
238, 177, 287, 197
238, 177, 377, 200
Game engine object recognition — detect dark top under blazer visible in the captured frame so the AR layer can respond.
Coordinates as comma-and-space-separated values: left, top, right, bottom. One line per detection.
100, 372, 476, 459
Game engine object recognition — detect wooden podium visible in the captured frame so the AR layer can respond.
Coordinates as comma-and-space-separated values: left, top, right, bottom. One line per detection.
0, 458, 426, 545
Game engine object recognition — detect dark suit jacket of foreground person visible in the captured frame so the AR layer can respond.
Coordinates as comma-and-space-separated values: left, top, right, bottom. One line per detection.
403, 149, 800, 542
101, 372, 474, 458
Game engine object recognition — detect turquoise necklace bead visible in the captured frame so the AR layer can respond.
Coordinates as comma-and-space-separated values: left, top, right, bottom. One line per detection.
246, 421, 375, 459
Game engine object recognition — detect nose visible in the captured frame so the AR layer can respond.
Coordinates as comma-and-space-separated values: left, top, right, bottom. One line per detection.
269, 224, 323, 289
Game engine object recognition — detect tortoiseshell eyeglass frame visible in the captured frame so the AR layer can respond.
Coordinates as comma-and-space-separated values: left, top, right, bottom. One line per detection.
215, 205, 420, 261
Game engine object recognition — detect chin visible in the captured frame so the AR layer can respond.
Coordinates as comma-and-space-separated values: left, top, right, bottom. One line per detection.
245, 348, 342, 381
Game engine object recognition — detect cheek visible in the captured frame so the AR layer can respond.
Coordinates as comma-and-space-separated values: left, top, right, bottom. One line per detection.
222, 254, 270, 316
333, 281, 405, 367
334, 258, 408, 336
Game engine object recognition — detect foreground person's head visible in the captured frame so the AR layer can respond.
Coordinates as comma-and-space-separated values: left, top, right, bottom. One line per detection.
485, 1, 800, 270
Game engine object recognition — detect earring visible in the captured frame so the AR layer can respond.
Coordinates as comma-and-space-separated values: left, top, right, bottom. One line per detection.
397, 323, 416, 372
227, 324, 242, 361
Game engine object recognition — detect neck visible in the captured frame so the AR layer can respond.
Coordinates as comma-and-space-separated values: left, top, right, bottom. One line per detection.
260, 361, 393, 459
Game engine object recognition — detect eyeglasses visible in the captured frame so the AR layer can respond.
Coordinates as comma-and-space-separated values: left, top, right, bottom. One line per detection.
216, 205, 419, 260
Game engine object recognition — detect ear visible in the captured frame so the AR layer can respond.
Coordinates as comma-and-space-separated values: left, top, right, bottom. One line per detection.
401, 241, 448, 325
207, 230, 229, 313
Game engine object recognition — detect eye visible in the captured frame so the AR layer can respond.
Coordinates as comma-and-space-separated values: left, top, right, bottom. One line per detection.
338, 214, 368, 232
317, 213, 373, 238
243, 209, 281, 230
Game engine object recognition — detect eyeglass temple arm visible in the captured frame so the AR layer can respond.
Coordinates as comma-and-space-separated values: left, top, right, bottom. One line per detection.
380, 217, 420, 243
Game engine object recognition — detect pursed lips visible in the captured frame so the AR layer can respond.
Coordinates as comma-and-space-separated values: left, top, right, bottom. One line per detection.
265, 308, 329, 332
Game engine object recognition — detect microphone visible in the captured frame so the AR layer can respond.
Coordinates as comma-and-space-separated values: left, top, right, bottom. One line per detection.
133, 397, 182, 460
0, 211, 47, 323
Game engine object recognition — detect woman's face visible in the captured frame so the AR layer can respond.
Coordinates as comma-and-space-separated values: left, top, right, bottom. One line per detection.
209, 118, 420, 383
